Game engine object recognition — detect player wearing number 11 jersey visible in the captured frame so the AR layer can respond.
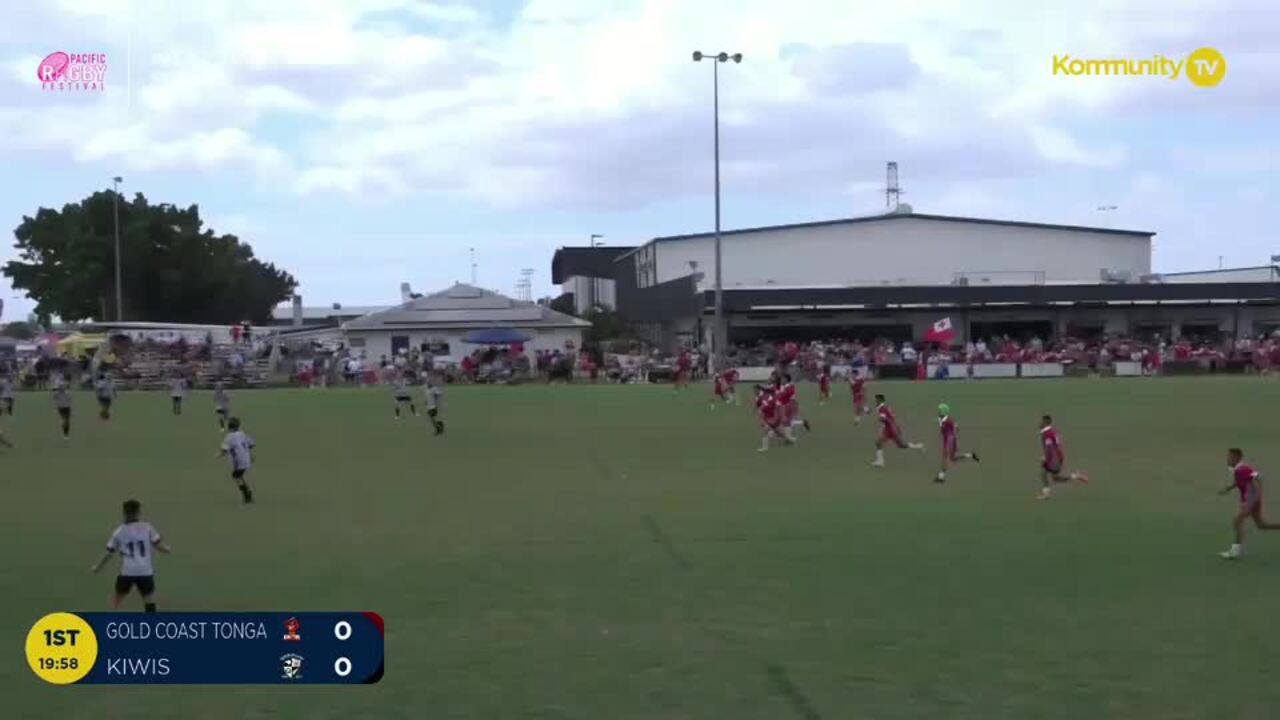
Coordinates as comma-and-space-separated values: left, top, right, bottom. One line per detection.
91, 499, 171, 612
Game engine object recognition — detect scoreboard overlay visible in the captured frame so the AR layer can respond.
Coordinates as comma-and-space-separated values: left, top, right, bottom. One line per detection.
26, 611, 384, 685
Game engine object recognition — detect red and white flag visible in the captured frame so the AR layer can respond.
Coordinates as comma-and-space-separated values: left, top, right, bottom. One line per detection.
923, 317, 956, 344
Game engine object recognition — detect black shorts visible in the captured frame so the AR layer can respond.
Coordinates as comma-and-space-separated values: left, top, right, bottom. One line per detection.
215, 408, 228, 416
98, 397, 112, 408
232, 468, 247, 479
395, 395, 411, 402
58, 407, 71, 419
427, 408, 439, 418
115, 575, 156, 596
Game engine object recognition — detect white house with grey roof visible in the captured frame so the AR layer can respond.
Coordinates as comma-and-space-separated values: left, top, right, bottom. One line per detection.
341, 284, 590, 362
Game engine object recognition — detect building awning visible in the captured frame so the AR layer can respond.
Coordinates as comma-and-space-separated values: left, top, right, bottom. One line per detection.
710, 281, 1280, 312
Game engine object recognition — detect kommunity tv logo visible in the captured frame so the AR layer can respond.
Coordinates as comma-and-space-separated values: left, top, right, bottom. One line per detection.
1053, 47, 1226, 87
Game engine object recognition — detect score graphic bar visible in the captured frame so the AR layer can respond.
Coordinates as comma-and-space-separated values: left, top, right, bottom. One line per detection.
26, 611, 384, 685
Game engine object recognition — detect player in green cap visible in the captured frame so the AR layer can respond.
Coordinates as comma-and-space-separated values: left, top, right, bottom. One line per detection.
936, 402, 979, 483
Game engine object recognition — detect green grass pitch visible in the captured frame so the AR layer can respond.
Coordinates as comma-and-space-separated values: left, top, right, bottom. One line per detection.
3, 378, 1279, 719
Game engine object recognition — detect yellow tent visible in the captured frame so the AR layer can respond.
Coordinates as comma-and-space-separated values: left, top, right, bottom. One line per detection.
56, 332, 107, 358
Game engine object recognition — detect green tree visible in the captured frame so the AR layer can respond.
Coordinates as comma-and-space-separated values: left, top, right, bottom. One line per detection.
1, 321, 35, 339
584, 308, 621, 345
549, 294, 576, 317
4, 191, 296, 324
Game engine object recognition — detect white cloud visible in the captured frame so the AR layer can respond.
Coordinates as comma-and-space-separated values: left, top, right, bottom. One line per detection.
0, 0, 1274, 213
1027, 125, 1128, 168
404, 3, 485, 25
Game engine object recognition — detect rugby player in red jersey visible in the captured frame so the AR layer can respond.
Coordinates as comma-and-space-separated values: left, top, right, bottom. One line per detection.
711, 368, 738, 409
724, 368, 739, 403
935, 403, 979, 483
850, 371, 868, 424
1036, 414, 1089, 500
755, 385, 794, 452
1218, 448, 1280, 559
817, 365, 832, 405
871, 394, 924, 467
775, 374, 809, 433
674, 350, 692, 391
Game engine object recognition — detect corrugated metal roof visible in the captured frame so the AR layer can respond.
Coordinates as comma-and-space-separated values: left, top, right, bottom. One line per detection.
615, 211, 1155, 262
270, 305, 389, 321
343, 284, 590, 331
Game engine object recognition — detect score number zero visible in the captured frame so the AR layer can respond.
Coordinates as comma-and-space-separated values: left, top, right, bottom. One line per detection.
334, 619, 352, 678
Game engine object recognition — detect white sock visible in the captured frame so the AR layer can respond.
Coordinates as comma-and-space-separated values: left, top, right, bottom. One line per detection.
874, 449, 884, 464
1231, 543, 1243, 555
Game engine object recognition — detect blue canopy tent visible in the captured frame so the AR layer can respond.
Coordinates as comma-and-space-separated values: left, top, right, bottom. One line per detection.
462, 328, 532, 345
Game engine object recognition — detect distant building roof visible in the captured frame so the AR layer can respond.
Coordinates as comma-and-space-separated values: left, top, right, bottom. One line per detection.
551, 246, 637, 283
616, 212, 1155, 262
342, 283, 590, 331
1156, 266, 1278, 283
270, 304, 390, 323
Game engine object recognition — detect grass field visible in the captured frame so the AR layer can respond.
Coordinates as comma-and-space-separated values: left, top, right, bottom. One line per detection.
4, 378, 1280, 719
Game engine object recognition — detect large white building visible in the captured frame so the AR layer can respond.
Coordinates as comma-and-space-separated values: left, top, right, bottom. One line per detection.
549, 208, 1280, 350
623, 209, 1153, 291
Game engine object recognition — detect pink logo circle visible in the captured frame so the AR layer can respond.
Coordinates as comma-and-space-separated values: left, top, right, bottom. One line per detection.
37, 52, 69, 82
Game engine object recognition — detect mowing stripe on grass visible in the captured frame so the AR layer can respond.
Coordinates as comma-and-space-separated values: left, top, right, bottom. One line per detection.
642, 514, 693, 569
766, 664, 825, 720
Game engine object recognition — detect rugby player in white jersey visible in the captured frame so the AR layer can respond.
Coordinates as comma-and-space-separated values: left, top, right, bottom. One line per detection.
218, 417, 256, 504
169, 375, 188, 415
91, 499, 171, 612
424, 375, 445, 436
393, 372, 417, 419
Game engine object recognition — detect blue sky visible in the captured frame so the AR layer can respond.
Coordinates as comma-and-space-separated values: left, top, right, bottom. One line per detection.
1, 0, 1277, 319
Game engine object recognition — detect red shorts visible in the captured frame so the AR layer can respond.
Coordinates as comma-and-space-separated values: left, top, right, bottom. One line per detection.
1239, 497, 1263, 518
714, 386, 726, 398
879, 428, 904, 447
1042, 458, 1063, 474
943, 436, 958, 461
853, 393, 865, 408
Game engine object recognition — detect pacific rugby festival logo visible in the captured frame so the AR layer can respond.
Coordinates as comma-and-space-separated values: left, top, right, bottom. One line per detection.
37, 52, 108, 92
1053, 47, 1226, 87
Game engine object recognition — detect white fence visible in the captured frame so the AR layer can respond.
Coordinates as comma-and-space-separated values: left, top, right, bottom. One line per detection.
971, 363, 1020, 379
1114, 361, 1143, 377
1019, 363, 1065, 378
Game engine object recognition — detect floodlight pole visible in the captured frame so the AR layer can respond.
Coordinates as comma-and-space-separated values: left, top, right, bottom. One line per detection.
112, 176, 124, 321
693, 50, 741, 371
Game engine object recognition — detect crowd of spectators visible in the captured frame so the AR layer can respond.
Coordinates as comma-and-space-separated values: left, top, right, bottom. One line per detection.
727, 333, 1280, 379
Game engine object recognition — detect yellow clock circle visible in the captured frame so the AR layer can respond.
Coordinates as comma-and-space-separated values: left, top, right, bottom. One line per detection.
26, 612, 97, 684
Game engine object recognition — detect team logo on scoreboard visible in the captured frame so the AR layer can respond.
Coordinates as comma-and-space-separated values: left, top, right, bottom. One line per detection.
283, 617, 301, 642
280, 653, 304, 680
